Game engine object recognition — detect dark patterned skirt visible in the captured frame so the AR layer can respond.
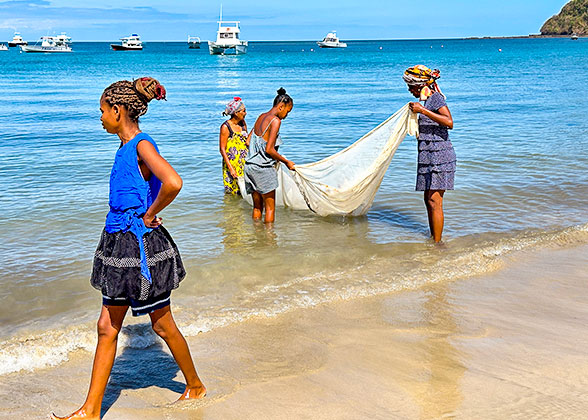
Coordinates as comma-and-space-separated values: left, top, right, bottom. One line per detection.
90, 226, 186, 303
416, 139, 456, 191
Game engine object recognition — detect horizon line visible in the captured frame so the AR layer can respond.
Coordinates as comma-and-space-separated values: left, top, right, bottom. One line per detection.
34, 34, 549, 43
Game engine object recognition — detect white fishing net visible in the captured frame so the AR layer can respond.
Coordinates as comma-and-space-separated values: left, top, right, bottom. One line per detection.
239, 104, 418, 216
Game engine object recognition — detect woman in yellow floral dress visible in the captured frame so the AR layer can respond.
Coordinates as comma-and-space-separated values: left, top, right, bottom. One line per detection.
219, 97, 251, 195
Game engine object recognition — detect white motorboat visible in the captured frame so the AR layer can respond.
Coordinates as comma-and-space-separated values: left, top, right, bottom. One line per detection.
8, 32, 27, 47
208, 7, 248, 55
571, 33, 579, 40
317, 31, 347, 48
0, 44, 8, 51
111, 34, 143, 50
20, 35, 72, 53
55, 32, 72, 45
188, 36, 201, 49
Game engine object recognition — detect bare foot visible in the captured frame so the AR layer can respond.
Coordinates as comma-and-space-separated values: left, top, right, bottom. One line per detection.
50, 408, 100, 420
176, 385, 207, 401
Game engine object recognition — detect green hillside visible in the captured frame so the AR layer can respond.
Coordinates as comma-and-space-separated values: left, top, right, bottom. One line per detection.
541, 0, 588, 35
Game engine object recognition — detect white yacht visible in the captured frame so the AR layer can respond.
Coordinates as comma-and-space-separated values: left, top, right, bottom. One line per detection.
111, 34, 143, 51
8, 32, 27, 47
20, 35, 72, 53
317, 31, 347, 48
0, 44, 8, 51
55, 32, 72, 45
208, 7, 248, 55
187, 35, 201, 49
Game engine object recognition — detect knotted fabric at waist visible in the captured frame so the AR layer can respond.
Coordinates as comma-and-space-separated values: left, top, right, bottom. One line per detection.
105, 208, 154, 283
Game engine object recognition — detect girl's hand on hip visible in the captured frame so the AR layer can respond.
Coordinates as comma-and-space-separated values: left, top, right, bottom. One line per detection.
409, 102, 425, 113
143, 214, 162, 228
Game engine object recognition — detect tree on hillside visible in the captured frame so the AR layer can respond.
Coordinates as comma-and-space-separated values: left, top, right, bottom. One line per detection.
541, 0, 588, 35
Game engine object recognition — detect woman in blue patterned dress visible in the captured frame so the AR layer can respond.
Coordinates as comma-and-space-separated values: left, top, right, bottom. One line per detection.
403, 65, 456, 243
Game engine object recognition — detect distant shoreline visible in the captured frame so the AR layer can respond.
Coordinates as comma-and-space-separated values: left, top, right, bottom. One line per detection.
38, 35, 581, 43
464, 34, 579, 40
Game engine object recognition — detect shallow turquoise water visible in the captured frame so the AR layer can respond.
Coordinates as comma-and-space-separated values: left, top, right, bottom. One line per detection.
0, 39, 587, 373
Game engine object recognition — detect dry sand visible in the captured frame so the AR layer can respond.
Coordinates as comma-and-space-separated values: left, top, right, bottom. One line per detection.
2, 244, 588, 419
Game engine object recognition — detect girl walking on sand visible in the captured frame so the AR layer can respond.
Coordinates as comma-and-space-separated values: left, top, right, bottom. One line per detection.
51, 77, 205, 420
403, 65, 456, 243
243, 88, 295, 223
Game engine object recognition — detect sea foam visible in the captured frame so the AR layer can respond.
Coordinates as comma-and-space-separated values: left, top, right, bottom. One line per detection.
1, 222, 586, 376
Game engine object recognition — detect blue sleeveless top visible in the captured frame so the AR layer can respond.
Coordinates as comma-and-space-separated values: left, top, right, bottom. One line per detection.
105, 133, 162, 283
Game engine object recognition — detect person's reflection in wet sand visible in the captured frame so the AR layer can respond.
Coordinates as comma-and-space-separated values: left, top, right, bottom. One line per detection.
416, 285, 466, 419
218, 195, 251, 253
252, 220, 278, 247
217, 195, 278, 252
383, 284, 467, 419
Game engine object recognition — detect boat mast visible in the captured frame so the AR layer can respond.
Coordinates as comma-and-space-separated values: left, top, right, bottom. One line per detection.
219, 4, 223, 30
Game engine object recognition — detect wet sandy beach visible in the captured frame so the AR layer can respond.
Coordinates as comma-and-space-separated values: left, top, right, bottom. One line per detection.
2, 243, 587, 419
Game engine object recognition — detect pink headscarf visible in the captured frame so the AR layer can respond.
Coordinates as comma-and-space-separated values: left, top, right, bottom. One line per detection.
223, 97, 245, 116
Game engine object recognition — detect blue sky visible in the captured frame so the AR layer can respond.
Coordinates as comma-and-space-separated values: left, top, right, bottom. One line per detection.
0, 0, 570, 41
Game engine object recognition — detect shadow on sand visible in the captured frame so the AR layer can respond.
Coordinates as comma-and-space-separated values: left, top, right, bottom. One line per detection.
367, 206, 427, 235
101, 332, 184, 417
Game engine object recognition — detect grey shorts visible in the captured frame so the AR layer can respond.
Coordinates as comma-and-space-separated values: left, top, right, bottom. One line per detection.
244, 164, 278, 195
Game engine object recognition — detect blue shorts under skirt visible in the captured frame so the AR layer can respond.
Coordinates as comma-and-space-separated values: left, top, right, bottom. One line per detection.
103, 291, 171, 317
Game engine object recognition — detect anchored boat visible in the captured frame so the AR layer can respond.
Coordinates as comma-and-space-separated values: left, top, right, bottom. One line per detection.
111, 34, 143, 51
55, 32, 72, 46
8, 32, 27, 47
20, 35, 72, 53
208, 7, 248, 55
317, 31, 347, 48
188, 36, 201, 49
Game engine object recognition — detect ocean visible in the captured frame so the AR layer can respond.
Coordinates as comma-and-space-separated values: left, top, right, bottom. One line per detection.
1, 38, 587, 376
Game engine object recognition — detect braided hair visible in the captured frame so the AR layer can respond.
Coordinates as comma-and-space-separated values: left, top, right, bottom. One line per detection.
273, 87, 293, 107
102, 77, 166, 122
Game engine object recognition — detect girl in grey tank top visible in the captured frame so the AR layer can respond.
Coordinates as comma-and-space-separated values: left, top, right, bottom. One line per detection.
244, 88, 296, 223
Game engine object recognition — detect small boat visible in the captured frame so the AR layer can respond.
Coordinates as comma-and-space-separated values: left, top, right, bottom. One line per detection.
55, 32, 72, 45
188, 36, 201, 49
0, 44, 8, 51
20, 35, 72, 53
317, 31, 347, 48
208, 7, 248, 55
571, 33, 579, 40
8, 32, 27, 47
111, 34, 143, 51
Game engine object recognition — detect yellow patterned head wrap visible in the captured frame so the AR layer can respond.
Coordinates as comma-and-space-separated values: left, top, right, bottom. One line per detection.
403, 65, 441, 100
